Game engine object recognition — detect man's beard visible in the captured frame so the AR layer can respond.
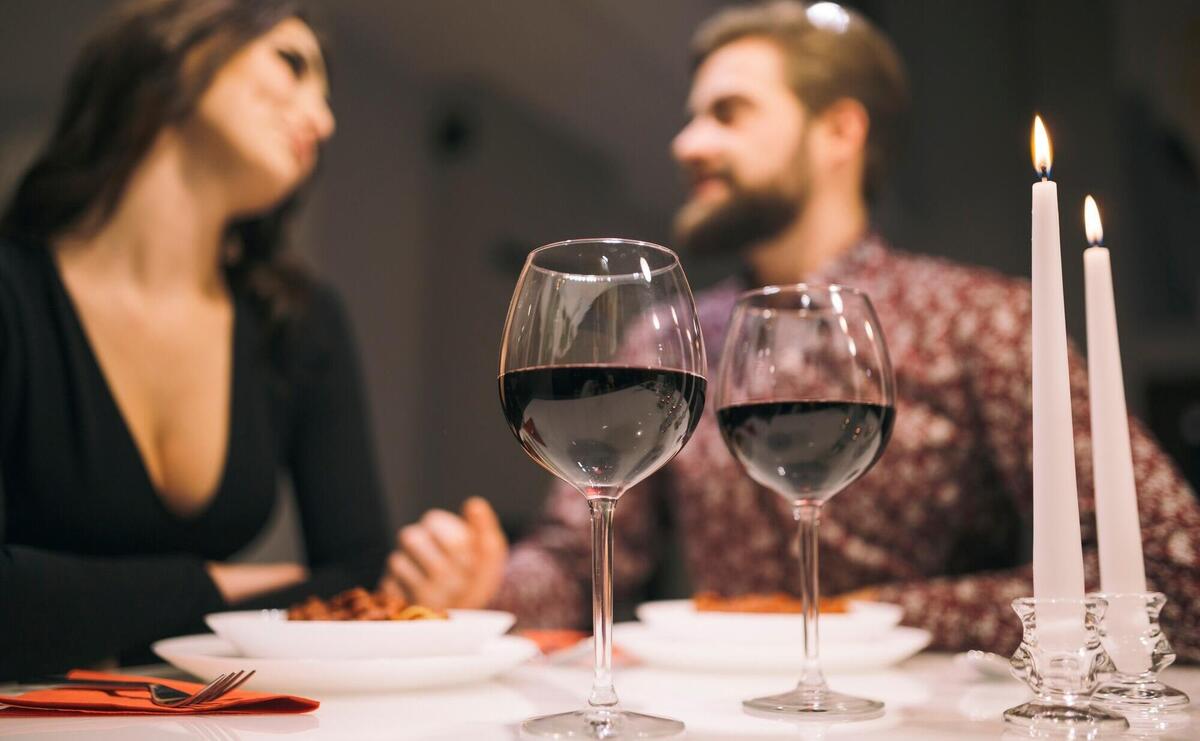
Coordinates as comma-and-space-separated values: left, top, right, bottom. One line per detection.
673, 183, 802, 257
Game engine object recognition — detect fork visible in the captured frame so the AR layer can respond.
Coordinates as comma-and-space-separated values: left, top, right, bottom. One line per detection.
55, 670, 256, 708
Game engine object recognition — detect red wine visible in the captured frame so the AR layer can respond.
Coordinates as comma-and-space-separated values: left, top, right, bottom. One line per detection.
500, 365, 706, 497
717, 400, 894, 502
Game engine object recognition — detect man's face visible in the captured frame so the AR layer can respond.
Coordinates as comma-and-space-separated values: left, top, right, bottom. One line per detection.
672, 37, 810, 255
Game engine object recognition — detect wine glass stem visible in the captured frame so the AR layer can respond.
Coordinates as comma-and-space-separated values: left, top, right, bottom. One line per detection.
588, 497, 620, 711
795, 501, 827, 691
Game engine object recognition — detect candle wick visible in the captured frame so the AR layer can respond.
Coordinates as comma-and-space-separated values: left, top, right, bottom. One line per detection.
1039, 168, 1049, 182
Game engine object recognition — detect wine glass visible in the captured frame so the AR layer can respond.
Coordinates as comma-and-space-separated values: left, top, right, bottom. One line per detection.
715, 284, 895, 720
499, 238, 707, 738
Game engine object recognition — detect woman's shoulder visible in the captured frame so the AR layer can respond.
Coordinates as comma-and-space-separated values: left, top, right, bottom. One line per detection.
0, 240, 47, 423
0, 238, 53, 323
258, 279, 360, 376
0, 238, 48, 290
291, 280, 355, 348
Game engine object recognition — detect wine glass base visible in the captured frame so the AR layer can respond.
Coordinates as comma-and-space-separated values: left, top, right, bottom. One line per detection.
520, 709, 685, 739
1002, 700, 1128, 734
742, 688, 885, 721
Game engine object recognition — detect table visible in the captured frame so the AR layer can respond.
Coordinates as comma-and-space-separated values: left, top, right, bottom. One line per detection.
2, 653, 1197, 739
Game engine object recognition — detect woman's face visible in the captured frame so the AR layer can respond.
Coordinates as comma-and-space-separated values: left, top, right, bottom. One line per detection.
186, 18, 335, 215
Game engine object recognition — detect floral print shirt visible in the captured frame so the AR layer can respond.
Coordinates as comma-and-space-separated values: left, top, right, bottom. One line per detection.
493, 237, 1200, 659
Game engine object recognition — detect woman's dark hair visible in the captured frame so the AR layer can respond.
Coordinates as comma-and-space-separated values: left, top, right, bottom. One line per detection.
0, 0, 324, 360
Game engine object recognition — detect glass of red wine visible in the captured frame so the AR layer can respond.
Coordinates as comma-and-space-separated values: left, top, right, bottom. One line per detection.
715, 284, 895, 721
499, 238, 706, 738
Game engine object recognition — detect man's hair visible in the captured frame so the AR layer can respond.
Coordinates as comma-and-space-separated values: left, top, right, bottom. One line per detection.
691, 1, 909, 202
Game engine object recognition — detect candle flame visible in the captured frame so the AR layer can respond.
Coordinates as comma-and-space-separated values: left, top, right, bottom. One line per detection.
1084, 195, 1103, 246
1031, 115, 1053, 177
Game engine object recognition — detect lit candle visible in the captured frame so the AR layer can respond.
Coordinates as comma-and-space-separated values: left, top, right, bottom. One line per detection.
1030, 116, 1086, 602
1085, 195, 1146, 593
1084, 195, 1152, 670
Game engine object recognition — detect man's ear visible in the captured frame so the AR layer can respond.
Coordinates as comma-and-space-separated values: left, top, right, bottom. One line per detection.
811, 97, 869, 169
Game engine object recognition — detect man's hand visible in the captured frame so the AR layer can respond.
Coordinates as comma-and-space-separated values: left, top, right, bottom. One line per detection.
380, 497, 508, 610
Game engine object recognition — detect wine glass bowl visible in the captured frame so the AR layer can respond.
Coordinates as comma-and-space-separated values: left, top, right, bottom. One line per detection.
499, 238, 706, 738
716, 285, 894, 505
715, 284, 895, 720
499, 365, 705, 499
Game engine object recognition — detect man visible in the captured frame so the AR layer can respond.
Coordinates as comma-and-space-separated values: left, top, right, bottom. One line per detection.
383, 1, 1200, 657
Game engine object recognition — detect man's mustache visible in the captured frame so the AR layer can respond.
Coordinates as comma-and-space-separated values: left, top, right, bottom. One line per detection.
684, 166, 736, 190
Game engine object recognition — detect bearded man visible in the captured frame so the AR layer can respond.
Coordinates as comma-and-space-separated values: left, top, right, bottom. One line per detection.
384, 1, 1200, 658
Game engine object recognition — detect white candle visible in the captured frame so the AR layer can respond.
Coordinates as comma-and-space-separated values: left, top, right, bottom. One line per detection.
1083, 195, 1147, 595
1083, 196, 1153, 672
1030, 116, 1086, 602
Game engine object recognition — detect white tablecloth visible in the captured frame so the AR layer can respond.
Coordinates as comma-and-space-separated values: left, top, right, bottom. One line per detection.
2, 652, 1197, 739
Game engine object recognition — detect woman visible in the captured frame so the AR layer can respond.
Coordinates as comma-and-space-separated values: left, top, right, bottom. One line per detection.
0, 0, 391, 678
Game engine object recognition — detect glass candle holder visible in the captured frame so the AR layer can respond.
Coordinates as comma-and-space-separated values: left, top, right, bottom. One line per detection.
1088, 591, 1190, 715
1003, 596, 1129, 734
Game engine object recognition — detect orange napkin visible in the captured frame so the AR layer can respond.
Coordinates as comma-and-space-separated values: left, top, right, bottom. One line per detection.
0, 669, 318, 716
519, 629, 591, 655
517, 629, 632, 663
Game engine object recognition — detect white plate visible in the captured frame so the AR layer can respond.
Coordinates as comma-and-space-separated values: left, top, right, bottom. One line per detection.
205, 608, 514, 659
152, 634, 539, 693
613, 623, 931, 673
634, 599, 903, 644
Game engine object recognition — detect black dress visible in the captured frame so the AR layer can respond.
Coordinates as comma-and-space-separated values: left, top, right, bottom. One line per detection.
0, 239, 390, 679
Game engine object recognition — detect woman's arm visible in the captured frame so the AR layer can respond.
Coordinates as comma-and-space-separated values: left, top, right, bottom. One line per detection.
0, 479, 229, 679
235, 286, 391, 610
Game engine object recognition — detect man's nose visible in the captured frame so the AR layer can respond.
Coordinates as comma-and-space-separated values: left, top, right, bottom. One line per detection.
672, 118, 716, 166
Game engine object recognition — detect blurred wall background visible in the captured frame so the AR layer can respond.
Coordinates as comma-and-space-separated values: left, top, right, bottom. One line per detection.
1, 1, 1197, 578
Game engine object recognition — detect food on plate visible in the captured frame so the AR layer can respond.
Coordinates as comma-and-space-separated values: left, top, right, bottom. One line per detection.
287, 586, 448, 621
692, 591, 851, 614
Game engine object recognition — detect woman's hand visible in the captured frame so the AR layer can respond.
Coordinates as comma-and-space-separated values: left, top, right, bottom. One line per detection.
206, 562, 309, 603
380, 497, 508, 610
